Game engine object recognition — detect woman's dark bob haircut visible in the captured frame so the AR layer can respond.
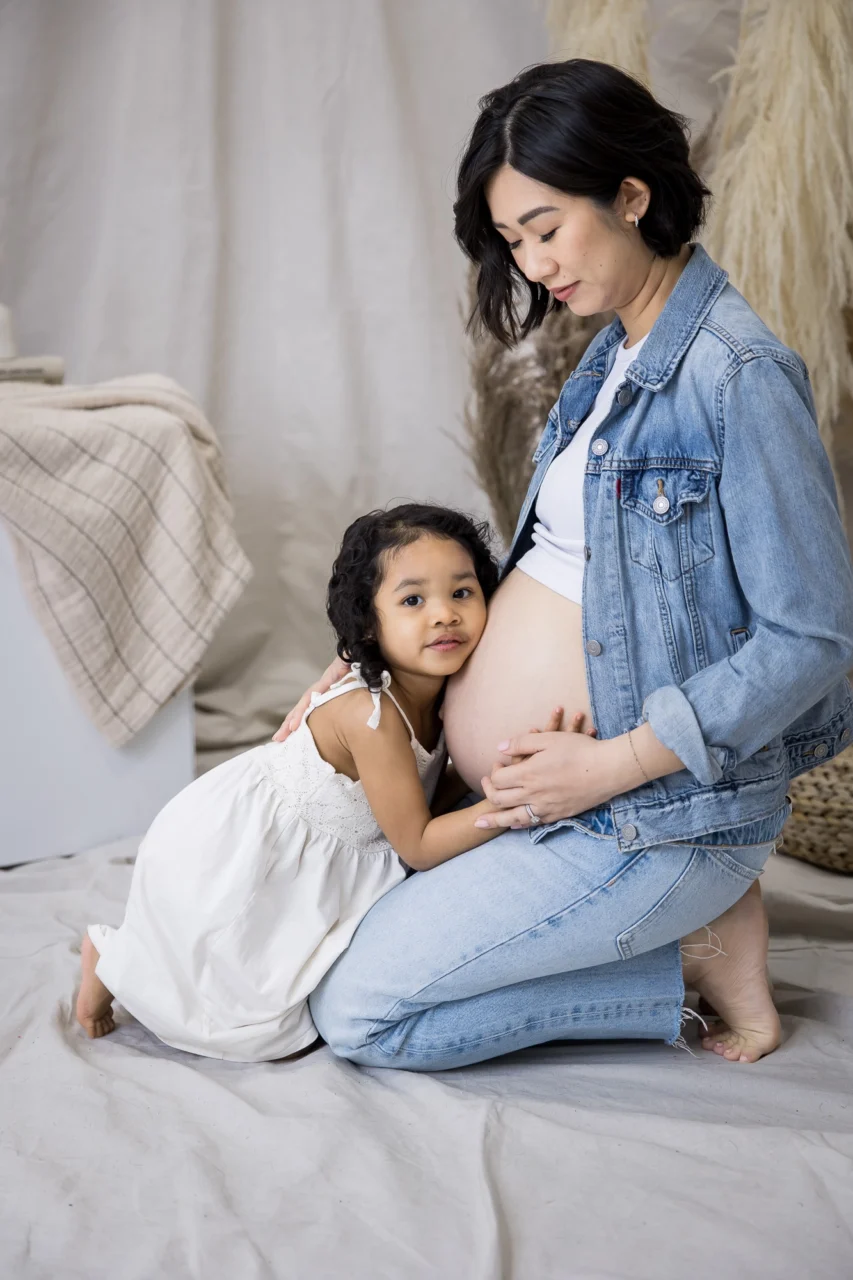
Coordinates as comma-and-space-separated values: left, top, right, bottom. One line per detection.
454, 59, 711, 346
327, 502, 499, 692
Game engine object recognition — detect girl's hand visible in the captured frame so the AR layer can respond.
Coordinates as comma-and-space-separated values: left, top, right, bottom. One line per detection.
474, 710, 614, 831
272, 656, 351, 741
523, 706, 597, 748
503, 706, 596, 768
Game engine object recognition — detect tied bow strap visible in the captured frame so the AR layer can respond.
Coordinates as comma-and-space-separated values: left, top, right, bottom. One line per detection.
348, 663, 392, 730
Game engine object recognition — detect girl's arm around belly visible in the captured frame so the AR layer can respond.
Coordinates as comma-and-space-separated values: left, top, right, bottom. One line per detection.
340, 690, 519, 870
429, 763, 474, 817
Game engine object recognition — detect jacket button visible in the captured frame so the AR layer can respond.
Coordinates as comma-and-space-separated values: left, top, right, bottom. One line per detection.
621, 823, 638, 842
585, 639, 602, 656
617, 386, 633, 407
813, 742, 829, 759
841, 727, 851, 743
652, 494, 671, 514
584, 545, 591, 561
591, 438, 609, 456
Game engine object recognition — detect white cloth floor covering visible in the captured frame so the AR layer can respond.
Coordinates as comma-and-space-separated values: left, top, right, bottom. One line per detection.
1, 845, 851, 1278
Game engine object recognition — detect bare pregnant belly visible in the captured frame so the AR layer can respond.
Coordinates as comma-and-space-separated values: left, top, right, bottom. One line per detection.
442, 568, 594, 793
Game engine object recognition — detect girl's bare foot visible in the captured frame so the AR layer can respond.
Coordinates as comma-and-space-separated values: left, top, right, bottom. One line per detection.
76, 934, 116, 1038
680, 880, 781, 1063
271, 1036, 324, 1063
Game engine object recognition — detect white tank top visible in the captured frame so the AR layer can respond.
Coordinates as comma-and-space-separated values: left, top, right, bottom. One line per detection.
517, 333, 648, 604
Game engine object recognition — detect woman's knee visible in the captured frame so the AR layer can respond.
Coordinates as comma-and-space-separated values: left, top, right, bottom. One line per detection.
308, 949, 387, 1061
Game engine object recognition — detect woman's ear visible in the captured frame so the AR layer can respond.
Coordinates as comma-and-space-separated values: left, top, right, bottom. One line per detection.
618, 176, 651, 224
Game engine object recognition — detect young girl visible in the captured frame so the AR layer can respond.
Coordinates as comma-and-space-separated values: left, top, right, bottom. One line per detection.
76, 503, 593, 1061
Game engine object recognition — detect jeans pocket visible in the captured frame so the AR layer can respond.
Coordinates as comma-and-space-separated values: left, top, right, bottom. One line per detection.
616, 842, 774, 961
694, 839, 777, 880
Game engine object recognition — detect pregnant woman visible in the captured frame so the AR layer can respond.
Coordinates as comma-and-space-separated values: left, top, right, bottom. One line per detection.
276, 60, 853, 1069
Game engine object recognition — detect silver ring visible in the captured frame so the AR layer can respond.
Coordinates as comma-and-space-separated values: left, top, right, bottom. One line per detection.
525, 803, 542, 825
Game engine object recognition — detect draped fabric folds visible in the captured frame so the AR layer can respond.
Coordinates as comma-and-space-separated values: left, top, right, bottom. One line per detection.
0, 1, 757, 761
0, 0, 548, 760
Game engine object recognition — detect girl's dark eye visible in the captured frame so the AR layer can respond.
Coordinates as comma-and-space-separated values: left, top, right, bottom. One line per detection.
453, 588, 473, 599
402, 595, 423, 607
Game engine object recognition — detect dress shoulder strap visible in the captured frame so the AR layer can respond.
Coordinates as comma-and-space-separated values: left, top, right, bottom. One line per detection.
373, 683, 418, 745
306, 663, 417, 742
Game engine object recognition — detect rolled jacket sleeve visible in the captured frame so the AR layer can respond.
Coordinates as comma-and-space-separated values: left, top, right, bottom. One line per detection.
641, 354, 853, 786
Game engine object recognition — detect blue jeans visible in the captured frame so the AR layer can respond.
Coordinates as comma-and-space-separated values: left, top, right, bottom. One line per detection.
309, 801, 790, 1071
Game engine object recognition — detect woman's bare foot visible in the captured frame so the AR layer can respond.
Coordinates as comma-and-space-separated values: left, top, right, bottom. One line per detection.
76, 934, 116, 1038
680, 880, 781, 1063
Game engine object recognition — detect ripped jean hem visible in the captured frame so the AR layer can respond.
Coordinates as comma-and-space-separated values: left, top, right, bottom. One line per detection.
340, 993, 687, 1072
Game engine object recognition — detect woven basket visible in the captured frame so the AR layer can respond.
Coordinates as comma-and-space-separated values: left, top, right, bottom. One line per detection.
779, 745, 853, 874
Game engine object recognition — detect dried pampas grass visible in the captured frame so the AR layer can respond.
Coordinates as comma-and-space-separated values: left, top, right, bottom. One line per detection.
703, 0, 853, 464
463, 282, 606, 543
547, 0, 649, 81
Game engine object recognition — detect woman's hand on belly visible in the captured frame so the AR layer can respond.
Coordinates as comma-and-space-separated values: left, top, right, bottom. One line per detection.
473, 721, 617, 830
473, 715, 687, 829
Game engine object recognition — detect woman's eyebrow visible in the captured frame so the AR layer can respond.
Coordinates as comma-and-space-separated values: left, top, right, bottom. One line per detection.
493, 205, 559, 230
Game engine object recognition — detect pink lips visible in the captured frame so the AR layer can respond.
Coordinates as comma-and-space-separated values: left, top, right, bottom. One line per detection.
552, 281, 579, 302
428, 638, 464, 651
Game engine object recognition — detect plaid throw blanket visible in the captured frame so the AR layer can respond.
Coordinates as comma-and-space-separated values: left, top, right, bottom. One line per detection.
0, 374, 252, 745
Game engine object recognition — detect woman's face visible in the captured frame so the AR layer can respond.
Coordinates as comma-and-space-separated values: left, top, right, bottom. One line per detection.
486, 164, 650, 318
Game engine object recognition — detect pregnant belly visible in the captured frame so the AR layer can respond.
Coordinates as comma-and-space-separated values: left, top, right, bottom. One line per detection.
443, 567, 594, 793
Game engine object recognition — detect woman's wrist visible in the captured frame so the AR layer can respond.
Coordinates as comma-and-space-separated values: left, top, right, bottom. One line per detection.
602, 732, 647, 794
603, 721, 685, 791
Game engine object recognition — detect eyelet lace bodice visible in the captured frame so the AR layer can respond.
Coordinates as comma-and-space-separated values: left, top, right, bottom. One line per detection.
259, 665, 446, 854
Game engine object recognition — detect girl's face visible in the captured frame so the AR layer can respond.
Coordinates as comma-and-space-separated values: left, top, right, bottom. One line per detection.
373, 534, 488, 679
486, 163, 650, 318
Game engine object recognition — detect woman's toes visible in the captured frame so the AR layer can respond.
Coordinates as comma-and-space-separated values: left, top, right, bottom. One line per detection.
700, 1027, 759, 1063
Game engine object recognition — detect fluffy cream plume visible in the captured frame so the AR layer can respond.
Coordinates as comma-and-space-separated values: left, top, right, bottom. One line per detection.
547, 0, 649, 81
463, 288, 604, 543
703, 0, 853, 459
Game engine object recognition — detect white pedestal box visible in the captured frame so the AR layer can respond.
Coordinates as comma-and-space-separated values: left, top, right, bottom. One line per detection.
0, 524, 195, 866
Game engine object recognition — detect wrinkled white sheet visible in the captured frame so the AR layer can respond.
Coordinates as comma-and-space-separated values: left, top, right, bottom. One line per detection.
1, 844, 851, 1279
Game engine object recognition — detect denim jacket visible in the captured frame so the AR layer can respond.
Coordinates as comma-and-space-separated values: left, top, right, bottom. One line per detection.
503, 245, 853, 853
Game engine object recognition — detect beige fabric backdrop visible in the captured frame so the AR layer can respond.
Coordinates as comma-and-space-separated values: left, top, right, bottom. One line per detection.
0, 0, 746, 766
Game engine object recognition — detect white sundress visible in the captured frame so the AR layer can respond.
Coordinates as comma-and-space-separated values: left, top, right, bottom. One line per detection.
88, 666, 446, 1062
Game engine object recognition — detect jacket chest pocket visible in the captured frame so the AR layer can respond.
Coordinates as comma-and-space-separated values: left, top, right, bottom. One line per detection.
619, 466, 716, 582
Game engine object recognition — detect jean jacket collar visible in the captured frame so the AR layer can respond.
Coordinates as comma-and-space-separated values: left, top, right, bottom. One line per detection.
574, 244, 729, 393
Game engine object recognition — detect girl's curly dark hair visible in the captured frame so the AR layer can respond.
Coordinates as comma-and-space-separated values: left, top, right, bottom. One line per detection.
327, 503, 500, 692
